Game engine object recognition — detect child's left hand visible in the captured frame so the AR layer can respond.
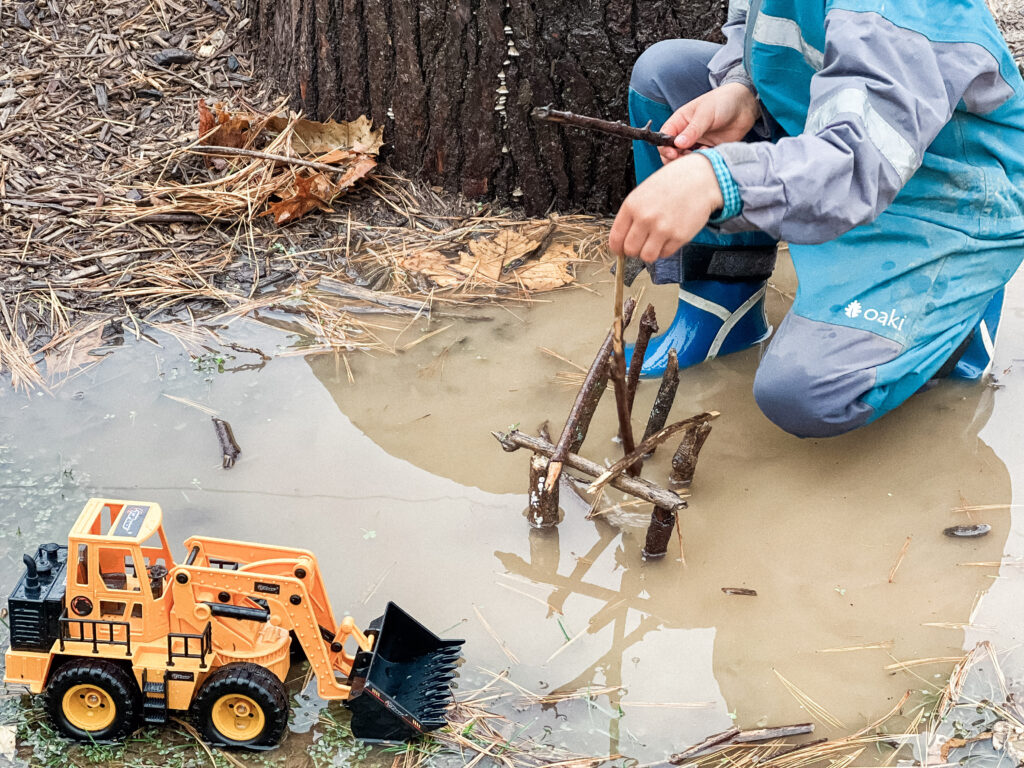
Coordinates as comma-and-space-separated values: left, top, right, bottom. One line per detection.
609, 153, 724, 263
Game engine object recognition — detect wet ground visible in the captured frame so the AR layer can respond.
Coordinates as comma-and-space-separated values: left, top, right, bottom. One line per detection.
1, 253, 1023, 766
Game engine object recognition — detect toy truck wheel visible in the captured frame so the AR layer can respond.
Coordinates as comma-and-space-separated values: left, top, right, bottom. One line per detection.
46, 660, 140, 741
192, 663, 288, 748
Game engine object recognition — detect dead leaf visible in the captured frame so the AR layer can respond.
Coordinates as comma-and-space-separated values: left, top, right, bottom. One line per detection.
332, 156, 377, 193
398, 251, 463, 288
515, 241, 576, 291
265, 173, 334, 225
460, 230, 538, 283
197, 99, 253, 148
262, 157, 375, 226
266, 114, 384, 156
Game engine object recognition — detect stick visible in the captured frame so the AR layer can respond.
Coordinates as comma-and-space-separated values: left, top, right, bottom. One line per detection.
316, 276, 485, 320
531, 105, 677, 147
668, 728, 741, 764
189, 145, 364, 175
671, 422, 713, 486
528, 454, 560, 528
647, 724, 817, 768
494, 431, 686, 513
610, 255, 638, 475
888, 536, 912, 583
626, 304, 658, 413
643, 506, 677, 560
211, 417, 241, 469
544, 297, 637, 491
587, 412, 719, 494
641, 349, 680, 452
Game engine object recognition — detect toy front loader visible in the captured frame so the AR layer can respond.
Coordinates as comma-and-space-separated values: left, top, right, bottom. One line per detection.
4, 499, 463, 748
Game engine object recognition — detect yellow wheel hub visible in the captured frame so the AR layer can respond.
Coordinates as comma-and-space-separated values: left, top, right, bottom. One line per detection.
63, 684, 116, 732
211, 694, 265, 741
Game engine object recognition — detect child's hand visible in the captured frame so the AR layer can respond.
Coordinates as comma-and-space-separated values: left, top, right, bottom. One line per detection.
609, 153, 723, 263
659, 83, 760, 163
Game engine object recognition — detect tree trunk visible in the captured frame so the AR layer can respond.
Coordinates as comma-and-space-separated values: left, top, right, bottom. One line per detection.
250, 0, 726, 214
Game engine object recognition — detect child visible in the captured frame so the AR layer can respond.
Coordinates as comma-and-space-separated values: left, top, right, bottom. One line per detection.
615, 0, 1024, 437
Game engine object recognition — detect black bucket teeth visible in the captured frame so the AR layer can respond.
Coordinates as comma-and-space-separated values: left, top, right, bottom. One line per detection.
345, 602, 466, 743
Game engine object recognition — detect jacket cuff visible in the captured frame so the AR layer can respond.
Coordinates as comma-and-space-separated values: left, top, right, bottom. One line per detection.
695, 148, 743, 224
707, 141, 783, 236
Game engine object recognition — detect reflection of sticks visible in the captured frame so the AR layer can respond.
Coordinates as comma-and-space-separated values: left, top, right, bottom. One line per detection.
211, 417, 241, 468
671, 421, 713, 486
642, 349, 680, 451
493, 430, 687, 513
545, 297, 637, 491
626, 304, 658, 413
531, 105, 677, 147
588, 412, 719, 494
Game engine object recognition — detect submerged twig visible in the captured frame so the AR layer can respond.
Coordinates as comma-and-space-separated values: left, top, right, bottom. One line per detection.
211, 417, 242, 468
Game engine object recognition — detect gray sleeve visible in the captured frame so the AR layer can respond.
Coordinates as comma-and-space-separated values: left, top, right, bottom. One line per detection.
708, 0, 754, 91
713, 9, 1015, 244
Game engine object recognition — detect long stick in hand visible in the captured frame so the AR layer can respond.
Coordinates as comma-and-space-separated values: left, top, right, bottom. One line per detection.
531, 105, 676, 147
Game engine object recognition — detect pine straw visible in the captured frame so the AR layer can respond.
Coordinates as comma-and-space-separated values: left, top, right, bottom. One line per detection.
0, 0, 611, 393
385, 670, 620, 768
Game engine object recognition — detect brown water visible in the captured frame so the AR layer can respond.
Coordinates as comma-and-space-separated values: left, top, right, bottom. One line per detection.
1, 252, 1021, 765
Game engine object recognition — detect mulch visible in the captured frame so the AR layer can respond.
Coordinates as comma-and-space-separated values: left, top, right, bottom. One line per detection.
0, 0, 610, 391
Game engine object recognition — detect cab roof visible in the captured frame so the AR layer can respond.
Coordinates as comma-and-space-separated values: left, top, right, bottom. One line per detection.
69, 498, 164, 545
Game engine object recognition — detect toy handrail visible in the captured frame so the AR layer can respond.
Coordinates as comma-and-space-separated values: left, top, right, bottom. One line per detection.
59, 612, 131, 657
167, 621, 212, 669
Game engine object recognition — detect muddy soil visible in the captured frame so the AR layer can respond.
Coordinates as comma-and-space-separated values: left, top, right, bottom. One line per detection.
0, 254, 1022, 765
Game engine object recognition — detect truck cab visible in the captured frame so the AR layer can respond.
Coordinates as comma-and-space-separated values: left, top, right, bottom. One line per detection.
64, 499, 175, 647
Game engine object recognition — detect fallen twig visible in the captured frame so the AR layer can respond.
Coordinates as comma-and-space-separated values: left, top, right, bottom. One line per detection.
211, 417, 241, 468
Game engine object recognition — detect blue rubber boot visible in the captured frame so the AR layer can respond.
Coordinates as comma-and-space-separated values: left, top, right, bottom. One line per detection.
627, 279, 772, 377
952, 289, 1003, 380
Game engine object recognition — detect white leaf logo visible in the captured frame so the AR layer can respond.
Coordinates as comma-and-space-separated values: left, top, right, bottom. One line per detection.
844, 300, 862, 319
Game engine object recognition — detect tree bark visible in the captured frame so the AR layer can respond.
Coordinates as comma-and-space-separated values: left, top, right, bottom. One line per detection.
250, 0, 727, 214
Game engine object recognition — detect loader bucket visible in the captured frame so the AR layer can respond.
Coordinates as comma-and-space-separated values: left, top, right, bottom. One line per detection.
344, 602, 464, 742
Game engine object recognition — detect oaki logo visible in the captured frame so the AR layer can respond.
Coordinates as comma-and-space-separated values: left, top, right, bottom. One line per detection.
843, 301, 905, 331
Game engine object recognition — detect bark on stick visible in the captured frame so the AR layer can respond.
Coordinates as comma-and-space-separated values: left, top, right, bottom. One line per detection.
528, 454, 560, 528
212, 417, 241, 469
642, 349, 681, 454
671, 421, 713, 486
643, 505, 676, 559
610, 255, 638, 475
531, 106, 678, 146
626, 304, 659, 414
545, 297, 637, 490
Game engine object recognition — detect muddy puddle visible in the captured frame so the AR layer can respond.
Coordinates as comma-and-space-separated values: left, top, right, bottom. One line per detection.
1, 253, 1023, 766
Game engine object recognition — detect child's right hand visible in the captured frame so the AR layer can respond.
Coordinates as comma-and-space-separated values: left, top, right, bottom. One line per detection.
659, 83, 761, 163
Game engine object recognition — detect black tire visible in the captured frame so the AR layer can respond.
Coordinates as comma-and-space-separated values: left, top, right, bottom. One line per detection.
46, 659, 140, 742
192, 663, 289, 748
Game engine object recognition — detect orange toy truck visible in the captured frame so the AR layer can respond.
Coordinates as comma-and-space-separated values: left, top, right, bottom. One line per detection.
4, 499, 463, 748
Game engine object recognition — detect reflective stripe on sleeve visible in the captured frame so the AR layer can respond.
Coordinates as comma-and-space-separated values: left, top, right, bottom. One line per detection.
751, 14, 824, 71
805, 88, 920, 183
